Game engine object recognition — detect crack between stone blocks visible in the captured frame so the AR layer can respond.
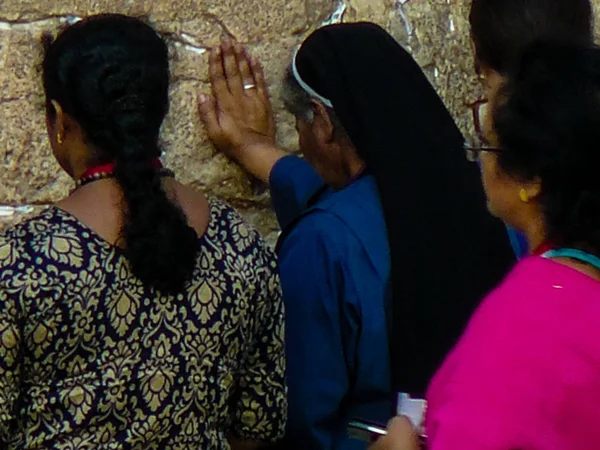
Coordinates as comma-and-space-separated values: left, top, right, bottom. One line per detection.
0, 96, 27, 105
0, 204, 40, 218
199, 12, 237, 41
0, 14, 81, 29
396, 0, 413, 38
321, 0, 347, 26
0, 198, 56, 205
165, 33, 209, 56
0, 14, 214, 57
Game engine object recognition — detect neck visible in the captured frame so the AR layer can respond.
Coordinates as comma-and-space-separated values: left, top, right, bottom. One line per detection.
346, 160, 366, 182
64, 159, 89, 182
521, 214, 547, 254
62, 143, 99, 181
339, 148, 366, 188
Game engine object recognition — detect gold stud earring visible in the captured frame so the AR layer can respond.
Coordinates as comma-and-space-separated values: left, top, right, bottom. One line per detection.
57, 134, 63, 145
519, 188, 529, 203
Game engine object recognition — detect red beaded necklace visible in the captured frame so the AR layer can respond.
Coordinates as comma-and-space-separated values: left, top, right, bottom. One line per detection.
76, 158, 174, 188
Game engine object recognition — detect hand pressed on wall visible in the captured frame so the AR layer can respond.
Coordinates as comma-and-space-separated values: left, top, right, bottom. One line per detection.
198, 39, 285, 183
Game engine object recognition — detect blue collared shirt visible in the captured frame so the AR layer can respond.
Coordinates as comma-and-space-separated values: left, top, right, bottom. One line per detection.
271, 155, 392, 450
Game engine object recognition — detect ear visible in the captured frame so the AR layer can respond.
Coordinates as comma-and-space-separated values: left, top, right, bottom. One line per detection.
523, 176, 542, 201
49, 100, 67, 143
310, 99, 335, 144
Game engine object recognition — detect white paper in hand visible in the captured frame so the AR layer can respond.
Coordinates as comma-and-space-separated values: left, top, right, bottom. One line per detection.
396, 393, 428, 438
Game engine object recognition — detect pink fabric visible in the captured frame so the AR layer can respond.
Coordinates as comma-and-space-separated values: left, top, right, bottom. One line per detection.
426, 256, 600, 450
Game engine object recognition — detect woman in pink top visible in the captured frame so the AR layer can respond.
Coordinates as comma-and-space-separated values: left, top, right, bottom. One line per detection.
371, 42, 600, 449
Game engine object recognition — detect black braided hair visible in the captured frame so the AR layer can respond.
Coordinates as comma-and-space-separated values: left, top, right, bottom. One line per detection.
42, 14, 198, 294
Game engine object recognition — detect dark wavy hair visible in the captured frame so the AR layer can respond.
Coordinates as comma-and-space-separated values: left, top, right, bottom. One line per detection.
493, 41, 600, 254
42, 14, 198, 294
469, 0, 592, 74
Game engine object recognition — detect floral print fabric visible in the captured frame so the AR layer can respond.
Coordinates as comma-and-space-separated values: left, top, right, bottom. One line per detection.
0, 200, 286, 449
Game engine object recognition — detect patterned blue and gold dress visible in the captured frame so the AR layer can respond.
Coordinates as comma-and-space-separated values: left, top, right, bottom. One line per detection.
0, 199, 286, 449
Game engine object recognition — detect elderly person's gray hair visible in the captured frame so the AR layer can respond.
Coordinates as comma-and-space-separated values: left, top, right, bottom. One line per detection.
281, 65, 348, 137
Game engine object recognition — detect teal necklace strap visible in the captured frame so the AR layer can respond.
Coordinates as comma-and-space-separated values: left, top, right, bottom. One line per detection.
542, 248, 600, 271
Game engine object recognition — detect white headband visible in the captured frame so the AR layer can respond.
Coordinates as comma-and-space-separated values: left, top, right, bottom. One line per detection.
292, 48, 334, 108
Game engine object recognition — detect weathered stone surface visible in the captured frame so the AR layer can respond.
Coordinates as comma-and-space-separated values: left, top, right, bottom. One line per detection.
1, 0, 599, 240
0, 0, 334, 238
402, 0, 483, 135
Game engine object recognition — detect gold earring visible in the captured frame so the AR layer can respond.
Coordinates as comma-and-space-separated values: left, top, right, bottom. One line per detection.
57, 134, 63, 145
519, 188, 529, 203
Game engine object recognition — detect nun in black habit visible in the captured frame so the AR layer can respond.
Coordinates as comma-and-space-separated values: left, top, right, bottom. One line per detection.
198, 22, 515, 450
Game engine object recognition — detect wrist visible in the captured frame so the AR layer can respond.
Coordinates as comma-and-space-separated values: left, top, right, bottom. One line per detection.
235, 141, 286, 184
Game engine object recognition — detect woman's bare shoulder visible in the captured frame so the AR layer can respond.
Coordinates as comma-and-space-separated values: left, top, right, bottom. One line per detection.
169, 180, 211, 237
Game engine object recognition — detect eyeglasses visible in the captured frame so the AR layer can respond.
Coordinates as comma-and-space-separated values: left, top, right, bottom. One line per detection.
464, 141, 504, 162
465, 99, 503, 162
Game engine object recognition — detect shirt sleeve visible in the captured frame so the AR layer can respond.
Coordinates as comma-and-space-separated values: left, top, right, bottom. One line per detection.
231, 243, 287, 443
277, 214, 351, 449
269, 155, 326, 229
0, 236, 24, 445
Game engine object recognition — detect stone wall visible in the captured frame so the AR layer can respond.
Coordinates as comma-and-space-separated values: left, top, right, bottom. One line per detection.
1, 0, 599, 242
